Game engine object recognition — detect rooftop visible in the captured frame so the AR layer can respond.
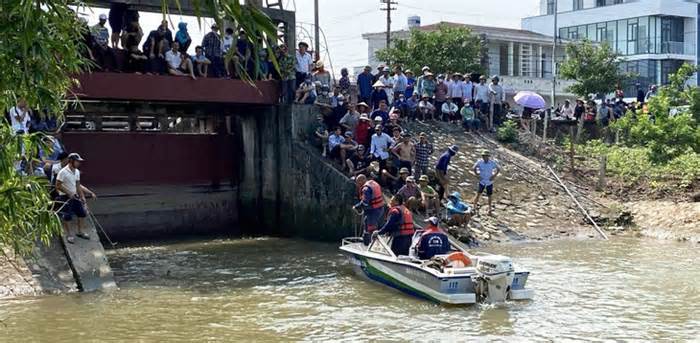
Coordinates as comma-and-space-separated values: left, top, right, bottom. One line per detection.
362, 21, 556, 45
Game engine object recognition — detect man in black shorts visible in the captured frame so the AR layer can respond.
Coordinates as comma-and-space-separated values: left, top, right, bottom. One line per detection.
56, 153, 93, 244
472, 150, 500, 215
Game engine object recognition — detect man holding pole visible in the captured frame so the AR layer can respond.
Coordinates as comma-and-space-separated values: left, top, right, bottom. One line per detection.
353, 174, 386, 246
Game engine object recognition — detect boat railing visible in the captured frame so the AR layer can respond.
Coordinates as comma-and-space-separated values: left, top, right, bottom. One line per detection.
341, 237, 363, 246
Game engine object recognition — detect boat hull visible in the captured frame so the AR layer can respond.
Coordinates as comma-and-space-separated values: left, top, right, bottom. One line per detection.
344, 250, 477, 305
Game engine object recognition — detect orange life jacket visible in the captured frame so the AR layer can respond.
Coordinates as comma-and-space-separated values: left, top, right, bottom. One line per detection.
363, 180, 385, 209
398, 205, 414, 236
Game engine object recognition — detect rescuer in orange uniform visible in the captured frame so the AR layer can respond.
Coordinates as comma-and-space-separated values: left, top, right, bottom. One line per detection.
353, 174, 386, 245
374, 194, 415, 256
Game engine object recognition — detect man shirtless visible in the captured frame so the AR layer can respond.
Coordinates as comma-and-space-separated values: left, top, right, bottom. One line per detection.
392, 132, 416, 174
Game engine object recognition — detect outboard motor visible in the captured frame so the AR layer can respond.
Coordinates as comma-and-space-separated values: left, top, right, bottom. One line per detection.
472, 255, 515, 303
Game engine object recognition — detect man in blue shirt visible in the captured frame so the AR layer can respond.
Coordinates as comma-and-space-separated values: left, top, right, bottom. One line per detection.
414, 216, 450, 260
472, 150, 500, 215
357, 65, 373, 105
328, 127, 344, 160
370, 101, 389, 125
435, 145, 458, 200
374, 194, 414, 256
405, 70, 415, 98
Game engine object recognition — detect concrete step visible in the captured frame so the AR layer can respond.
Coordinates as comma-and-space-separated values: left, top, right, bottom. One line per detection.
60, 215, 117, 292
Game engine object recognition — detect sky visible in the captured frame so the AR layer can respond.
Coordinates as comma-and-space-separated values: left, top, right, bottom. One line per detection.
82, 0, 541, 75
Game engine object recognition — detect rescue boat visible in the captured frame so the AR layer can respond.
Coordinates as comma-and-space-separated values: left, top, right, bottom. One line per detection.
340, 232, 534, 305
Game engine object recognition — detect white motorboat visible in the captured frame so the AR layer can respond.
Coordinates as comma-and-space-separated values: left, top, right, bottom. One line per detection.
340, 232, 534, 305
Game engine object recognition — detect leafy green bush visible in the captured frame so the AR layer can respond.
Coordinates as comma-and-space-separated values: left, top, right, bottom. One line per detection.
496, 120, 519, 143
612, 63, 700, 163
579, 139, 700, 189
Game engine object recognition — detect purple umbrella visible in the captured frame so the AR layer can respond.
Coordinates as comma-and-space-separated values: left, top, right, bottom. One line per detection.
514, 91, 546, 109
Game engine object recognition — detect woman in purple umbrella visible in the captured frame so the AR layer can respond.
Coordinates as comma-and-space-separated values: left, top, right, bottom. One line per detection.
513, 91, 545, 134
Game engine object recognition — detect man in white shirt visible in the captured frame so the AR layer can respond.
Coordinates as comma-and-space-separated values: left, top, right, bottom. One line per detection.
370, 124, 395, 169
448, 73, 464, 110
56, 153, 94, 244
9, 99, 31, 134
441, 98, 460, 123
472, 150, 500, 215
418, 94, 436, 121
474, 75, 490, 117
378, 67, 394, 104
559, 99, 575, 119
295, 41, 313, 88
488, 76, 506, 126
165, 41, 196, 80
461, 73, 474, 106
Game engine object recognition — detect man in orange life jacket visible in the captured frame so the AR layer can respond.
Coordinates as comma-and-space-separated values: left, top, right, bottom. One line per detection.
414, 216, 450, 259
353, 174, 385, 245
373, 194, 415, 256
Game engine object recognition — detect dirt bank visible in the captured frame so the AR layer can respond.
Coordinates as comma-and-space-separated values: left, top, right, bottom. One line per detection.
624, 201, 700, 243
403, 121, 698, 244
403, 121, 611, 244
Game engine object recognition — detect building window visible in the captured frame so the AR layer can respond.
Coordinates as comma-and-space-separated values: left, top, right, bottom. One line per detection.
561, 15, 685, 56
597, 0, 624, 6
546, 0, 555, 15
573, 0, 583, 10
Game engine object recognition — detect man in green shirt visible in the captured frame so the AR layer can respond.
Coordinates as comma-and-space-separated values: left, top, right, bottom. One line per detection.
277, 44, 297, 104
460, 103, 481, 132
418, 175, 440, 216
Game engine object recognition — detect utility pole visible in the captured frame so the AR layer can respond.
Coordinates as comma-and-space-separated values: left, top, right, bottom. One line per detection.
314, 0, 320, 60
545, 0, 557, 142
380, 0, 398, 49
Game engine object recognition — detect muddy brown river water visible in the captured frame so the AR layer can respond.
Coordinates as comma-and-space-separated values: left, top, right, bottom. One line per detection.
0, 237, 697, 341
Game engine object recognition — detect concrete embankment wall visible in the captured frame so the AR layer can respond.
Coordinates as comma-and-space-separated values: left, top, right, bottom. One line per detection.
236, 104, 357, 241
60, 104, 354, 241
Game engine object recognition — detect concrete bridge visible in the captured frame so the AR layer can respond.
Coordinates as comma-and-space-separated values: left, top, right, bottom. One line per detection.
64, 72, 356, 243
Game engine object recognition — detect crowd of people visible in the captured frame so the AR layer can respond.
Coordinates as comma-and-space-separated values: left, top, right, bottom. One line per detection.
300, 59, 517, 254
81, 5, 296, 83
6, 99, 93, 245
552, 83, 658, 127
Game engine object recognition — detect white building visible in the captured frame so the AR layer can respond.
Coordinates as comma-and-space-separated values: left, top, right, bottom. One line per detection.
361, 21, 576, 102
522, 0, 699, 95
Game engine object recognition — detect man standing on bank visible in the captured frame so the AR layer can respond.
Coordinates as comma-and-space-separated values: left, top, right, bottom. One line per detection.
472, 150, 500, 216
435, 145, 458, 200
56, 153, 95, 244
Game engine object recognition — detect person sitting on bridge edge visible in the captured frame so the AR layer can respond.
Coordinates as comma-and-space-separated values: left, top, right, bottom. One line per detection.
353, 174, 385, 246
414, 216, 450, 260
373, 194, 414, 256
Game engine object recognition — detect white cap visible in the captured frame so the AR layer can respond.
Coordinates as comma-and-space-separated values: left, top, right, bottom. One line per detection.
424, 217, 439, 225
99, 14, 107, 20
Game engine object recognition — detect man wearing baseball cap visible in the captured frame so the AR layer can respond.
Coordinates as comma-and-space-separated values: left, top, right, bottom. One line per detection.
55, 153, 92, 244
91, 14, 117, 71
472, 150, 500, 215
